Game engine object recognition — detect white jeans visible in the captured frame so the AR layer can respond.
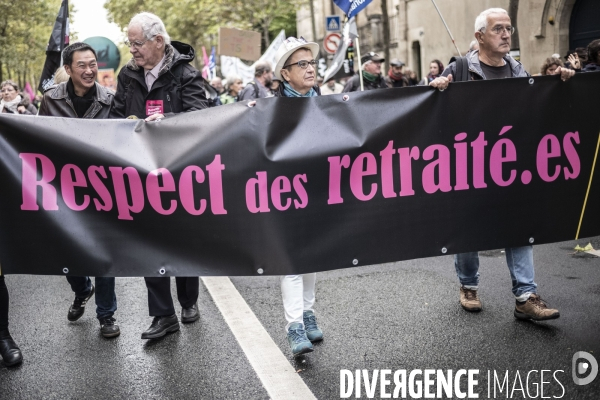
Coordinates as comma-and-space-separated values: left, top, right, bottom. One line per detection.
280, 274, 316, 332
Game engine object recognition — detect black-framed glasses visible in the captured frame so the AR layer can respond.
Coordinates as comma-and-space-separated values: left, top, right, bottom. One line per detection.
486, 25, 515, 35
283, 59, 317, 69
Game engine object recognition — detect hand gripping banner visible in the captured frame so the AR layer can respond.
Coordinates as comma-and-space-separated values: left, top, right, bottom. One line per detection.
1, 73, 599, 277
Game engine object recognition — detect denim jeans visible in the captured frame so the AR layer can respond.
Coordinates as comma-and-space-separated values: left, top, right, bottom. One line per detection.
66, 276, 117, 320
454, 246, 537, 298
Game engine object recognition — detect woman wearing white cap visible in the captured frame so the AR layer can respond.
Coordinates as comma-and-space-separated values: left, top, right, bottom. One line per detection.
273, 37, 323, 356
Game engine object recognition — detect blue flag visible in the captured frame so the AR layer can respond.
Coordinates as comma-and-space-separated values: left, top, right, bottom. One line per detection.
333, 0, 372, 18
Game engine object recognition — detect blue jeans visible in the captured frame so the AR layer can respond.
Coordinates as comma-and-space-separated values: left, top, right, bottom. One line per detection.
454, 246, 537, 297
66, 276, 117, 320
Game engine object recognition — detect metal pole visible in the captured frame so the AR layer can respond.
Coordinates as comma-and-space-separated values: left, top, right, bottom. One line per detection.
430, 0, 462, 57
355, 37, 364, 92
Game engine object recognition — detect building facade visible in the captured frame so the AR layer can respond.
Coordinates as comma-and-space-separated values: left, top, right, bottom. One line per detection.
297, 0, 599, 79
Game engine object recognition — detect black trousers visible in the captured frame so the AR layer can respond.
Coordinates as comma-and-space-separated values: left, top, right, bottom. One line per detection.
0, 275, 9, 331
144, 277, 199, 317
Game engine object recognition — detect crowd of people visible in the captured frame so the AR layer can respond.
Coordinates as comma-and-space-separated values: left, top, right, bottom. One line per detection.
1, 7, 599, 367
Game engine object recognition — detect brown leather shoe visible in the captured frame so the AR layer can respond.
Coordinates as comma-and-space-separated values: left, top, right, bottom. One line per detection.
514, 294, 560, 321
460, 287, 482, 312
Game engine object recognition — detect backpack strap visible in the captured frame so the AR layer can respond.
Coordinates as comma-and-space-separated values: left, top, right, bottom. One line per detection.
453, 56, 470, 82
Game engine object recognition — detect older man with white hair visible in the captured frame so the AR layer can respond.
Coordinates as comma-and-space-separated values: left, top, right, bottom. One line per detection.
110, 12, 208, 340
430, 8, 573, 321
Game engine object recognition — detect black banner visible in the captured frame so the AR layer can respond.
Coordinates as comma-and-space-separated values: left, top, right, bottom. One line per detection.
2, 73, 600, 277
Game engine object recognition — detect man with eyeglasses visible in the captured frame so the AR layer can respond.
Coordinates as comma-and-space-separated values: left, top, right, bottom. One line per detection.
343, 52, 388, 92
430, 8, 573, 321
38, 42, 119, 338
110, 12, 207, 340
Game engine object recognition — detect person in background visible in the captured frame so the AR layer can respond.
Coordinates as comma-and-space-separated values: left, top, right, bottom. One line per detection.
404, 68, 419, 86
469, 40, 480, 52
210, 76, 224, 94
426, 59, 444, 84
540, 57, 564, 75
1, 80, 37, 114
238, 61, 273, 101
268, 78, 281, 96
53, 66, 70, 85
583, 39, 600, 72
343, 52, 387, 92
220, 75, 243, 104
384, 58, 408, 88
272, 36, 324, 357
320, 77, 344, 95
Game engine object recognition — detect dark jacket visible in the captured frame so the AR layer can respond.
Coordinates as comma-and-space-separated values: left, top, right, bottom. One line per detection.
384, 75, 409, 88
343, 73, 388, 92
38, 81, 113, 118
110, 41, 208, 119
1, 95, 37, 115
441, 50, 529, 81
583, 63, 600, 72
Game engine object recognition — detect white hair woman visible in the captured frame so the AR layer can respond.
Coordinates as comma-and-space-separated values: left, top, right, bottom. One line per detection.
272, 37, 323, 357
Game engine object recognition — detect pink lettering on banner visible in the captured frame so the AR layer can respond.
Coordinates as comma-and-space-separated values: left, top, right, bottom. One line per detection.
206, 155, 227, 215
61, 164, 90, 211
471, 132, 488, 189
563, 132, 580, 180
179, 166, 207, 215
246, 171, 270, 213
398, 147, 419, 196
536, 134, 562, 182
380, 141, 396, 198
146, 168, 177, 215
271, 176, 292, 211
422, 145, 452, 194
109, 166, 144, 220
490, 138, 517, 186
454, 133, 469, 190
19, 153, 59, 211
350, 152, 377, 201
327, 155, 350, 204
293, 174, 308, 209
88, 166, 113, 211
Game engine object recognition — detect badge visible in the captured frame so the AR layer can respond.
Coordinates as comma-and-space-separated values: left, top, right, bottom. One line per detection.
146, 100, 164, 116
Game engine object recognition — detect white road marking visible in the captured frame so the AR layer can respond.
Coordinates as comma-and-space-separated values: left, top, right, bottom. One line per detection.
201, 277, 317, 400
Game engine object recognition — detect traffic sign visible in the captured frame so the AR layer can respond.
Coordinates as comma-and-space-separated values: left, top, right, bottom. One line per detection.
325, 16, 341, 32
323, 32, 342, 54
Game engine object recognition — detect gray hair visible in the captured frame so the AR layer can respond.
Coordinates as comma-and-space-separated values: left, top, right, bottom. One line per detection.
254, 61, 272, 77
224, 75, 242, 91
474, 8, 508, 33
469, 40, 479, 52
129, 12, 171, 44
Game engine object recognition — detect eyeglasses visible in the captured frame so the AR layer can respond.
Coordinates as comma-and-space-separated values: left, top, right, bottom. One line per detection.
283, 59, 317, 69
125, 37, 154, 49
486, 25, 515, 35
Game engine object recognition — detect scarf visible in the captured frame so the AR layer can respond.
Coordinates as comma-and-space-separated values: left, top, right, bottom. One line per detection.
362, 70, 379, 83
0, 94, 22, 113
67, 79, 96, 118
388, 68, 404, 82
282, 81, 317, 98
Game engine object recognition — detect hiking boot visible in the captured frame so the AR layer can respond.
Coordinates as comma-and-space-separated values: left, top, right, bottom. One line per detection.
303, 310, 323, 342
99, 317, 121, 338
68, 285, 95, 321
460, 286, 482, 312
514, 294, 560, 321
287, 322, 313, 357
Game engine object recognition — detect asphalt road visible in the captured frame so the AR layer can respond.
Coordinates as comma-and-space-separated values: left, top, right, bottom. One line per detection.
1, 236, 599, 399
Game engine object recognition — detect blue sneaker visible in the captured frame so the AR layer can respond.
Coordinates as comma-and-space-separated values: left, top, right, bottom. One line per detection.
287, 323, 314, 356
303, 310, 324, 342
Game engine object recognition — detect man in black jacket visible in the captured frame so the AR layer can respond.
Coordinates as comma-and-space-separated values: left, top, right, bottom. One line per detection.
110, 12, 207, 340
39, 42, 119, 339
343, 52, 388, 92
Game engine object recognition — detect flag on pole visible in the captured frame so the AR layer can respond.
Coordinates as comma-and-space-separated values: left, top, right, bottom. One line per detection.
333, 0, 373, 19
39, 0, 69, 92
322, 17, 358, 82
201, 46, 210, 79
23, 83, 36, 103
208, 47, 216, 80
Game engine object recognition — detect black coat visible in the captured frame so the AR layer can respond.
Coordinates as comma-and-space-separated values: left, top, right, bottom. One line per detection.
342, 73, 387, 92
110, 41, 208, 119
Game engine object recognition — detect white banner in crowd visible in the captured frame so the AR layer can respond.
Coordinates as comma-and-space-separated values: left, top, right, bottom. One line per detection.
220, 30, 286, 84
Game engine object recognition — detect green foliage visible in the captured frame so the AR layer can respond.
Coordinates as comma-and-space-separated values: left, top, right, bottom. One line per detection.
0, 0, 64, 89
